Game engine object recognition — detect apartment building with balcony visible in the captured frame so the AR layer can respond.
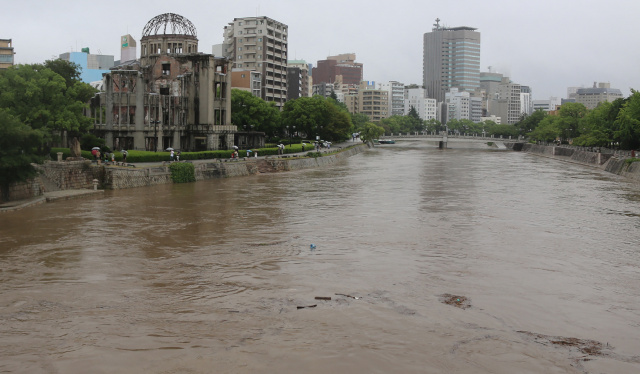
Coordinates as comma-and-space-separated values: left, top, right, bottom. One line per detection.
358, 81, 388, 122
378, 81, 405, 117
0, 39, 14, 69
223, 16, 288, 108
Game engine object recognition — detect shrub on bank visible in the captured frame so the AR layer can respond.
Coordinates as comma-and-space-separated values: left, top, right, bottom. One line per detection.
169, 162, 196, 183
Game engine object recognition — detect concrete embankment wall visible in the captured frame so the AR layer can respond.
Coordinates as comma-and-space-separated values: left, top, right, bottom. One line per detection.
1, 161, 101, 203
104, 143, 369, 190
2, 144, 369, 201
506, 142, 640, 182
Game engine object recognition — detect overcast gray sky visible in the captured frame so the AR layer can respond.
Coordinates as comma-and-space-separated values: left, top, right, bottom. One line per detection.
4, 0, 639, 100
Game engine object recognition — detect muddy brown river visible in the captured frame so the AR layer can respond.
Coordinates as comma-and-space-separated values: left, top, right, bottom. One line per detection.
1, 140, 639, 373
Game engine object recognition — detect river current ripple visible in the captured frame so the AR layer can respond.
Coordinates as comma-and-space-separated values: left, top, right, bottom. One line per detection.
1, 140, 639, 373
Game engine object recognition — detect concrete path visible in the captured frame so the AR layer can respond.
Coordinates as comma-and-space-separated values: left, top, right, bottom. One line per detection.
0, 189, 104, 213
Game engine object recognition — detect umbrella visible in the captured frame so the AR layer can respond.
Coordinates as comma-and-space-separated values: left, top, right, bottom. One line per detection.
165, 147, 174, 151
92, 147, 101, 150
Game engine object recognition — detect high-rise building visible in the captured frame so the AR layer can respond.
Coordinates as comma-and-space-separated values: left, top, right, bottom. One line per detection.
223, 16, 288, 108
288, 60, 311, 98
423, 19, 481, 103
378, 81, 405, 117
520, 86, 532, 116
0, 39, 14, 69
287, 66, 302, 100
312, 53, 363, 86
120, 34, 137, 62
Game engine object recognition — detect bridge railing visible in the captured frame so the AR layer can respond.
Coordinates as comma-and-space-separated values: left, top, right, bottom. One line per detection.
380, 132, 516, 141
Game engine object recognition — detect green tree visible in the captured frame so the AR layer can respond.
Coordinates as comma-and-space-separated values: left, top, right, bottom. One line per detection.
573, 102, 613, 147
281, 95, 352, 141
0, 109, 45, 200
489, 124, 520, 138
556, 102, 587, 140
407, 106, 424, 132
350, 112, 370, 132
425, 118, 442, 133
230, 89, 281, 137
613, 89, 640, 149
515, 109, 547, 136
281, 96, 329, 140
42, 59, 81, 87
529, 116, 561, 142
0, 64, 94, 143
360, 122, 385, 142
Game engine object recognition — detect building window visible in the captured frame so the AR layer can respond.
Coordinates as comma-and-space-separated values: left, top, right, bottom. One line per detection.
162, 63, 170, 75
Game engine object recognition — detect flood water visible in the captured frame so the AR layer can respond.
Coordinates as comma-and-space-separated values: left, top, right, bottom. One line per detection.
1, 140, 640, 373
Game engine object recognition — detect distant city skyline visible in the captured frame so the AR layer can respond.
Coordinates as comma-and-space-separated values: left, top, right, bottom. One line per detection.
4, 0, 639, 100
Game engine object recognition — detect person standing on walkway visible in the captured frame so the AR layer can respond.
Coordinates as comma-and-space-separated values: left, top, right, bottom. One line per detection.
122, 150, 128, 163
176, 151, 180, 161
170, 149, 175, 162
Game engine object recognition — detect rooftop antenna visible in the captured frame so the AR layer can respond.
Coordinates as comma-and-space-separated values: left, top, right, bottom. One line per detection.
433, 18, 441, 30
488, 65, 492, 72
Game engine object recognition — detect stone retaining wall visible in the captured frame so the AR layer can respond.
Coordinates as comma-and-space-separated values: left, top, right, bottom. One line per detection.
506, 142, 640, 181
1, 161, 100, 203
103, 143, 370, 190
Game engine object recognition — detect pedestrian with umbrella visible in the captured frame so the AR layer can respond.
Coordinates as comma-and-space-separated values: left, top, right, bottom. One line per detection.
91, 147, 100, 161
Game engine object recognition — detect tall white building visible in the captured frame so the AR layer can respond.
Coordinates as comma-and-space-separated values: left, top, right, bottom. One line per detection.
404, 87, 437, 121
520, 86, 532, 116
223, 16, 288, 108
378, 81, 405, 117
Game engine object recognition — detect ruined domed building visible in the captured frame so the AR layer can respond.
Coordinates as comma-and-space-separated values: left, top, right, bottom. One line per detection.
92, 13, 236, 151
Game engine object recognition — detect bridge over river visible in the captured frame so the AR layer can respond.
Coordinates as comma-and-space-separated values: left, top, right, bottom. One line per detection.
379, 132, 519, 148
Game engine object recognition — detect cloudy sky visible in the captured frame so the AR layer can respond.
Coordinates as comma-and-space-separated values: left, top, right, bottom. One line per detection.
4, 0, 639, 100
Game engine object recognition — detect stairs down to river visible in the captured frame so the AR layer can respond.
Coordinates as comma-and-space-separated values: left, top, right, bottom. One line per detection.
256, 159, 277, 173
